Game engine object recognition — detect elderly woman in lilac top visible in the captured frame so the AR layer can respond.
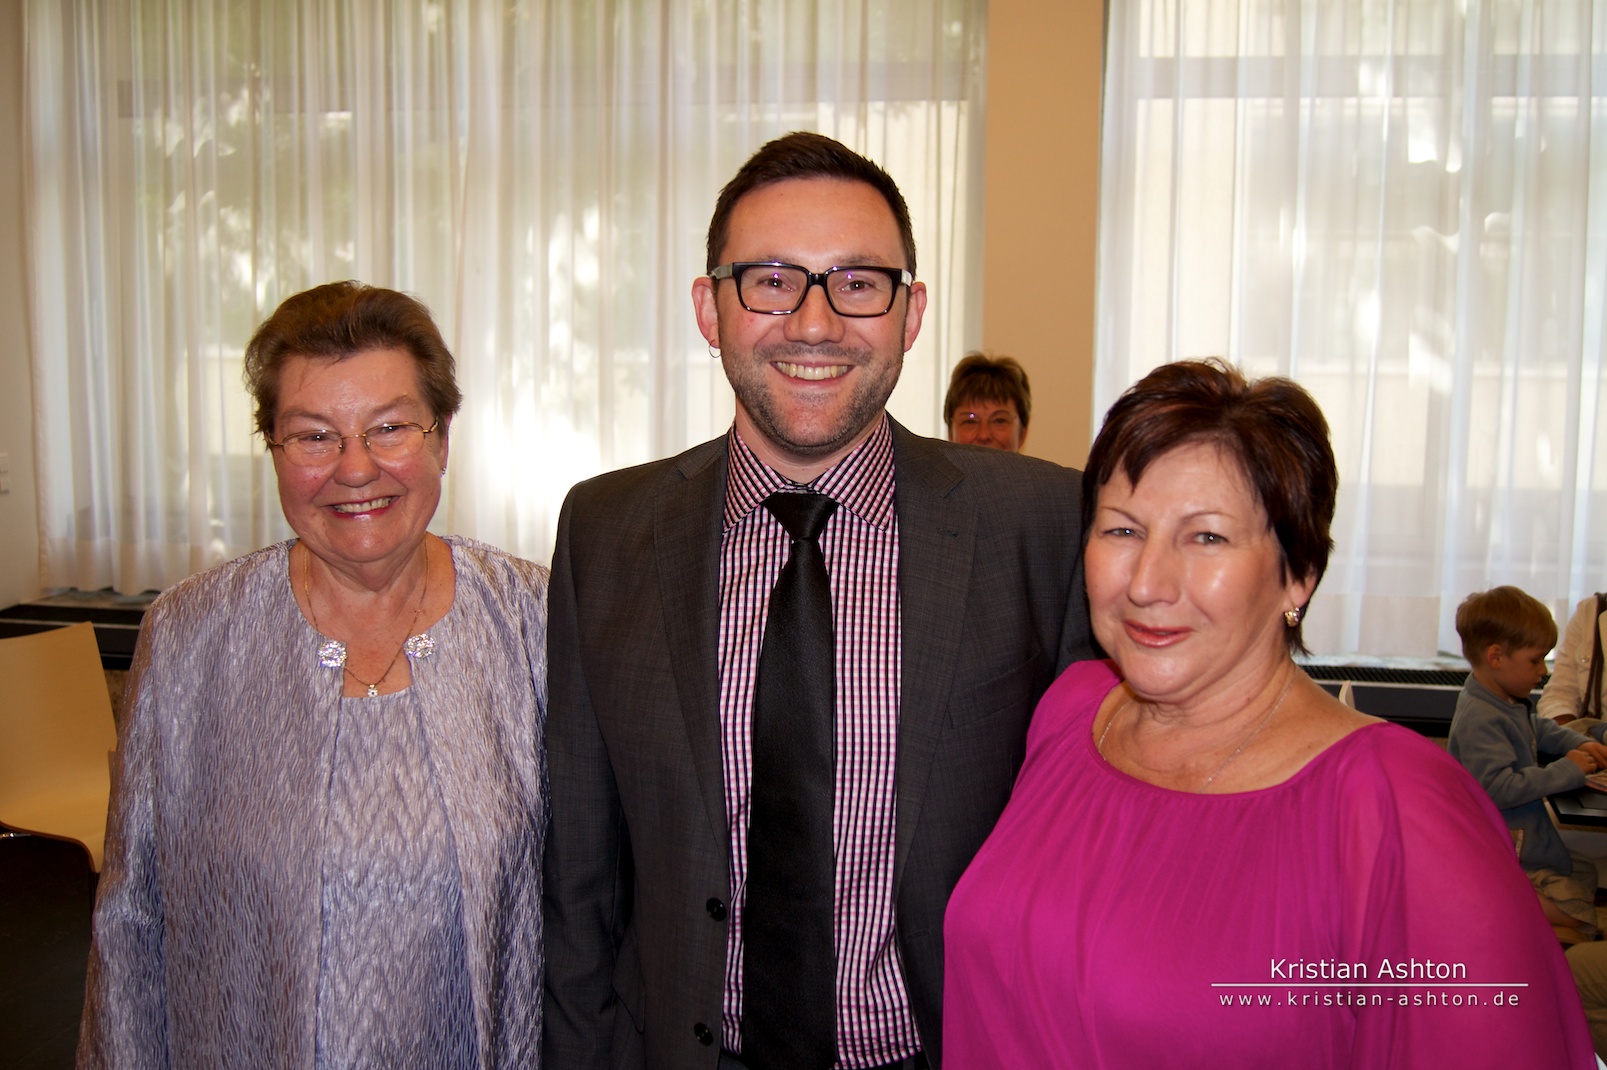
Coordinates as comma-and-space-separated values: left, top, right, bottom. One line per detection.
78, 282, 547, 1069
942, 360, 1593, 1068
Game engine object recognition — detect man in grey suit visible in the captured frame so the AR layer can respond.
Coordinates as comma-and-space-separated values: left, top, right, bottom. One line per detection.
544, 132, 1092, 1070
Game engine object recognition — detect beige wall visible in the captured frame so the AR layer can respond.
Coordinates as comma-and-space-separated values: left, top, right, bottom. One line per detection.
0, 0, 41, 607
983, 0, 1102, 469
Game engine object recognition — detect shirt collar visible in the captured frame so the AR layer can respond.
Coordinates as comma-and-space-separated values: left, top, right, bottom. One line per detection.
723, 415, 896, 533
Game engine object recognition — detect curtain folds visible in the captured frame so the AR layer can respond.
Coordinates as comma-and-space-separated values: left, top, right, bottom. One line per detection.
24, 0, 984, 594
1098, 0, 1607, 657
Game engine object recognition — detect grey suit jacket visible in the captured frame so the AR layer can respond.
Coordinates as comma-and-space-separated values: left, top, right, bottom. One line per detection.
543, 420, 1092, 1070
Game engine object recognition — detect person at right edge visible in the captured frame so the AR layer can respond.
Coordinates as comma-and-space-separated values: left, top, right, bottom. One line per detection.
1533, 594, 1607, 1061
1540, 593, 1607, 736
543, 132, 1092, 1070
942, 359, 1594, 1068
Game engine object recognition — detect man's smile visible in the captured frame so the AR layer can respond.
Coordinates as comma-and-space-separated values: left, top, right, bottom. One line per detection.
774, 361, 850, 381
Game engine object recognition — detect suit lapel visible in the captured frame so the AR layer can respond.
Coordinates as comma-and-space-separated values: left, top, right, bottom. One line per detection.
888, 422, 975, 886
654, 440, 732, 843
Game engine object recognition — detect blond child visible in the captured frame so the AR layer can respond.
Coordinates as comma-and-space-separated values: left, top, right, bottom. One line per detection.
1448, 586, 1607, 936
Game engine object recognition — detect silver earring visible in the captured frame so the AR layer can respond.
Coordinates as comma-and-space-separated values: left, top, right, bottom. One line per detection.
708, 344, 721, 359
440, 467, 448, 477
1284, 608, 1302, 628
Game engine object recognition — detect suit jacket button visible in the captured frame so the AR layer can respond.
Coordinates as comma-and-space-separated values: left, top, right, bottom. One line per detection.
694, 1022, 715, 1046
706, 897, 727, 921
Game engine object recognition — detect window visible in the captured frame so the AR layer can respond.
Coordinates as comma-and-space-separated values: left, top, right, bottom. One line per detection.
26, 0, 984, 592
1098, 0, 1607, 656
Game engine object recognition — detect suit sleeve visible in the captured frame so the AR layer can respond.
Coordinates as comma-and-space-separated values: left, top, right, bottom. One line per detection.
542, 490, 634, 1068
1055, 471, 1098, 671
1056, 529, 1097, 669
77, 609, 170, 1070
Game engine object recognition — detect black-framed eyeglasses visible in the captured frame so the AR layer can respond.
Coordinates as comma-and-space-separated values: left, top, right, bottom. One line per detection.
265, 419, 440, 467
710, 262, 913, 317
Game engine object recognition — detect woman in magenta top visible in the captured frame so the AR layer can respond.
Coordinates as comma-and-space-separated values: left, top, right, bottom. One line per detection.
942, 360, 1594, 1068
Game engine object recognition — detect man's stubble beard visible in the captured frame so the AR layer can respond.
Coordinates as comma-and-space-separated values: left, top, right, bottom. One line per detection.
724, 340, 904, 461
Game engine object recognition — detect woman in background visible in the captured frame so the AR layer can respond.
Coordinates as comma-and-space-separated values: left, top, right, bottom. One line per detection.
79, 282, 547, 1068
943, 360, 1592, 1068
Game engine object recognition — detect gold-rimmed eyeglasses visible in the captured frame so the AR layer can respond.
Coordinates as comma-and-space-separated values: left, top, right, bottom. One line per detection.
266, 419, 440, 467
952, 410, 1021, 435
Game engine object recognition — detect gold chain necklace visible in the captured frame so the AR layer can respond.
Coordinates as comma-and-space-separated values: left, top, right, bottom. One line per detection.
1097, 667, 1298, 791
303, 542, 432, 698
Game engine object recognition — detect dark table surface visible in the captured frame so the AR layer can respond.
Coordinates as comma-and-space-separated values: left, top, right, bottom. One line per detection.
1550, 787, 1607, 829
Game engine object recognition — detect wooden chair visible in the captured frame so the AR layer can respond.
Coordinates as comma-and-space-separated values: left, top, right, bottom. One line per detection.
0, 622, 118, 871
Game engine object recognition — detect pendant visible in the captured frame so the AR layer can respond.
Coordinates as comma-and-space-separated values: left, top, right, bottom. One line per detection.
366, 683, 380, 698
404, 632, 436, 659
318, 639, 348, 669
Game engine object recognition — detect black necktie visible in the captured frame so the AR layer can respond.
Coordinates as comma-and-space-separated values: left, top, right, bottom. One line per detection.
741, 490, 838, 1070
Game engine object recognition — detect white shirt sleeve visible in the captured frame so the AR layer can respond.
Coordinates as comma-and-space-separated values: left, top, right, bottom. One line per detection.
1539, 595, 1601, 721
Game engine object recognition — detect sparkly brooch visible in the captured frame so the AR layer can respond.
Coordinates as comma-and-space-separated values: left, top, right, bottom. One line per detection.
317, 639, 348, 669
404, 632, 436, 660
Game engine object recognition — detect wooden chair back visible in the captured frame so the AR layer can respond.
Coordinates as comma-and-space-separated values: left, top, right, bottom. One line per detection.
0, 622, 118, 871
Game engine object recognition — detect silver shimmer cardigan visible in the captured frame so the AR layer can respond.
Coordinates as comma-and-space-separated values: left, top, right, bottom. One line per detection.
77, 536, 548, 1069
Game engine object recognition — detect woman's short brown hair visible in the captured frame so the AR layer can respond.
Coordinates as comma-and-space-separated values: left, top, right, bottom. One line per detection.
242, 281, 463, 441
943, 352, 1031, 428
1083, 359, 1338, 653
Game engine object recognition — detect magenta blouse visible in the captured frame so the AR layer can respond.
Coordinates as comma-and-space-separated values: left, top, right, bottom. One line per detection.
943, 660, 1595, 1068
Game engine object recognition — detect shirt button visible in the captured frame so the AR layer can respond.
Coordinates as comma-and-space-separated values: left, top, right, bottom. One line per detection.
706, 897, 727, 921
693, 1022, 715, 1046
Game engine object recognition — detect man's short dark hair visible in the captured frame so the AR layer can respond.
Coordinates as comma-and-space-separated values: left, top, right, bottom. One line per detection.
1454, 586, 1558, 667
943, 352, 1032, 428
705, 131, 917, 276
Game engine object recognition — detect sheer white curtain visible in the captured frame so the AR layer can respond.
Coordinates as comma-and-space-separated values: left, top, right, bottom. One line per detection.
24, 0, 984, 594
1098, 0, 1607, 658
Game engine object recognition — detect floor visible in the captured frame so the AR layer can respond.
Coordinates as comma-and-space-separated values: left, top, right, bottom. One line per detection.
0, 836, 95, 1070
